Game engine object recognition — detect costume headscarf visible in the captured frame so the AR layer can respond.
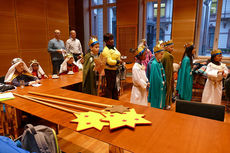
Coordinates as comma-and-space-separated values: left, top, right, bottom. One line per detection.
29, 59, 46, 79
4, 58, 32, 83
59, 53, 78, 74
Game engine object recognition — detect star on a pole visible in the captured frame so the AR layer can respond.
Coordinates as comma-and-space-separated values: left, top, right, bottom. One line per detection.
104, 105, 130, 113
94, 54, 107, 74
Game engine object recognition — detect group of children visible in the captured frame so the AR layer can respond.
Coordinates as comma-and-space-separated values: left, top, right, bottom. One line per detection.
4, 53, 80, 87
4, 32, 229, 107
4, 33, 121, 102
130, 40, 229, 109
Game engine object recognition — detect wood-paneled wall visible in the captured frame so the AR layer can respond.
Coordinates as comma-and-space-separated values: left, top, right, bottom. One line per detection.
0, 0, 69, 76
171, 0, 197, 63
68, 0, 85, 51
117, 0, 138, 63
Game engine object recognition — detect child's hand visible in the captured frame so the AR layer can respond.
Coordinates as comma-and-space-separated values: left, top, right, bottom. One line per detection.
223, 73, 227, 78
35, 80, 41, 84
44, 75, 48, 78
147, 82, 150, 88
80, 58, 84, 64
28, 81, 36, 86
218, 70, 224, 73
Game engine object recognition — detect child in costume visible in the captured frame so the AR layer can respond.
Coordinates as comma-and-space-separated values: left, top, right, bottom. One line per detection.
4, 58, 40, 87
29, 59, 48, 79
148, 45, 166, 109
202, 49, 228, 105
161, 40, 174, 109
82, 36, 100, 95
138, 39, 153, 71
146, 40, 163, 80
176, 42, 195, 101
59, 53, 79, 75
130, 45, 149, 106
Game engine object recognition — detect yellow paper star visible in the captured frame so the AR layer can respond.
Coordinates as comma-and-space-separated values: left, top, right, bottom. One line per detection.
101, 109, 152, 130
94, 54, 107, 74
71, 112, 109, 131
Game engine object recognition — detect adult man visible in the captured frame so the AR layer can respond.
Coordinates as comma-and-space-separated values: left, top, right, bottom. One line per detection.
161, 40, 174, 110
66, 30, 83, 61
48, 29, 66, 78
102, 33, 121, 100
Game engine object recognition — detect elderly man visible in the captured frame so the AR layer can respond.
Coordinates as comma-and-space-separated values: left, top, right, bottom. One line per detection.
66, 30, 83, 61
48, 29, 66, 78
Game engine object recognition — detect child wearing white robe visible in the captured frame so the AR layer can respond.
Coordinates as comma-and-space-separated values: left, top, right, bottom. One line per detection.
202, 50, 228, 105
130, 45, 149, 106
29, 59, 47, 79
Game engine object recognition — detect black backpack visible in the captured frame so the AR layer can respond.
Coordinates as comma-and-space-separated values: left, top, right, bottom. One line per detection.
21, 124, 61, 153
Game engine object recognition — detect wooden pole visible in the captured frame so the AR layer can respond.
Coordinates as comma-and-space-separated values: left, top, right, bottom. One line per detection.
26, 95, 102, 113
13, 93, 77, 114
97, 75, 101, 96
28, 91, 112, 108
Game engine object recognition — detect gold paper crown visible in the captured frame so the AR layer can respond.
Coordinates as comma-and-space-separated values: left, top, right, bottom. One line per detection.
29, 59, 39, 65
64, 53, 73, 59
154, 45, 164, 53
211, 49, 222, 56
157, 40, 164, 47
163, 40, 174, 46
88, 36, 99, 47
135, 45, 146, 57
11, 58, 23, 65
184, 42, 193, 48
140, 39, 147, 43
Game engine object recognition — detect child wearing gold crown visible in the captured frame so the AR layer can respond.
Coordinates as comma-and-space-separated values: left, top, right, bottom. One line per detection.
130, 45, 149, 106
29, 59, 48, 79
82, 36, 100, 95
161, 40, 174, 109
138, 39, 153, 71
59, 53, 79, 75
201, 49, 228, 105
176, 42, 195, 101
4, 58, 40, 86
148, 45, 166, 109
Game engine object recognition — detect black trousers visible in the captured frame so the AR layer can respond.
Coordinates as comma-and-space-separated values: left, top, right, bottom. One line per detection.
105, 69, 118, 100
51, 60, 63, 75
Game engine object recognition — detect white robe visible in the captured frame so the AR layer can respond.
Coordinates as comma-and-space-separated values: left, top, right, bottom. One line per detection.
202, 62, 228, 105
130, 63, 148, 106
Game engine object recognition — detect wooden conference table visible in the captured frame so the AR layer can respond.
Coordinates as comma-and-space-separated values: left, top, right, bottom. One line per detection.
1, 72, 230, 153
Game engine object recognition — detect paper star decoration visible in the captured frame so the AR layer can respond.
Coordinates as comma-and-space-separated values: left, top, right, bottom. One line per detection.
101, 109, 152, 130
94, 54, 107, 74
105, 105, 130, 114
71, 111, 109, 131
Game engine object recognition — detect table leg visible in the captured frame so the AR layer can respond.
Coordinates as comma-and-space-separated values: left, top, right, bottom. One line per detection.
109, 144, 124, 153
0, 103, 4, 135
12, 107, 19, 138
4, 104, 10, 135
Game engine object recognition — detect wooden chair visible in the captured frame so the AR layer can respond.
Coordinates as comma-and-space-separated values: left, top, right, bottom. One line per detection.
176, 99, 225, 121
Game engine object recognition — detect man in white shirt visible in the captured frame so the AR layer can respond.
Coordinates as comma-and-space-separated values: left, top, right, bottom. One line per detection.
66, 30, 83, 61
